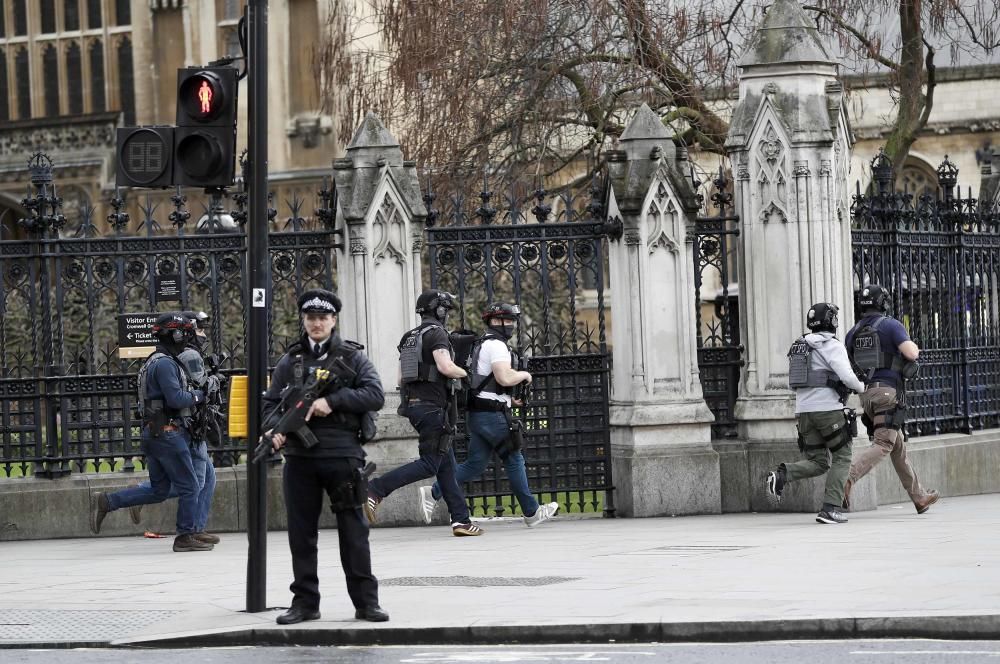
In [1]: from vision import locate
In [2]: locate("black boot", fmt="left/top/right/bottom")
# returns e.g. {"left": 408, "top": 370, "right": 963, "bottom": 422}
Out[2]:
{"left": 765, "top": 465, "right": 787, "bottom": 501}
{"left": 355, "top": 605, "right": 390, "bottom": 622}
{"left": 276, "top": 607, "right": 321, "bottom": 625}
{"left": 90, "top": 492, "right": 110, "bottom": 534}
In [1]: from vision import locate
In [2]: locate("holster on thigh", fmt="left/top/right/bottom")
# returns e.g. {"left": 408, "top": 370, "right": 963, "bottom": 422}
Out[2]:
{"left": 329, "top": 464, "right": 370, "bottom": 513}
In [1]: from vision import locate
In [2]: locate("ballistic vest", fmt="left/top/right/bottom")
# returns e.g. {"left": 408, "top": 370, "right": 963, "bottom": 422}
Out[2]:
{"left": 136, "top": 352, "right": 193, "bottom": 420}
{"left": 849, "top": 316, "right": 910, "bottom": 380}
{"left": 399, "top": 323, "right": 444, "bottom": 384}
{"left": 787, "top": 336, "right": 843, "bottom": 391}
{"left": 466, "top": 332, "right": 514, "bottom": 396}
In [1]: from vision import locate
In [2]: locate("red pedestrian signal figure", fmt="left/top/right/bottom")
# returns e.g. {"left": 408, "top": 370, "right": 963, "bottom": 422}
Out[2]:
{"left": 198, "top": 80, "right": 213, "bottom": 115}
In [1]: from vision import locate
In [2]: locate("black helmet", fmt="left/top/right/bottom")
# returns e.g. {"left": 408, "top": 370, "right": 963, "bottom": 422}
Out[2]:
{"left": 483, "top": 301, "right": 520, "bottom": 340}
{"left": 806, "top": 302, "right": 839, "bottom": 333}
{"left": 297, "top": 289, "right": 341, "bottom": 314}
{"left": 415, "top": 290, "right": 455, "bottom": 321}
{"left": 181, "top": 310, "right": 210, "bottom": 331}
{"left": 152, "top": 312, "right": 195, "bottom": 346}
{"left": 859, "top": 285, "right": 890, "bottom": 313}
{"left": 481, "top": 302, "right": 521, "bottom": 323}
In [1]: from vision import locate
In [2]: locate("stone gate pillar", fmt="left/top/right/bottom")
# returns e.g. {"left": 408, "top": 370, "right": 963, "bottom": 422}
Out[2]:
{"left": 724, "top": 0, "right": 858, "bottom": 511}
{"left": 606, "top": 104, "right": 720, "bottom": 517}
{"left": 332, "top": 113, "right": 431, "bottom": 524}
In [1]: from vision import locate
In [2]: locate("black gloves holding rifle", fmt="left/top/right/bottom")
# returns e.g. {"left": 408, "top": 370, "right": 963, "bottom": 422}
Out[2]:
{"left": 253, "top": 357, "right": 357, "bottom": 463}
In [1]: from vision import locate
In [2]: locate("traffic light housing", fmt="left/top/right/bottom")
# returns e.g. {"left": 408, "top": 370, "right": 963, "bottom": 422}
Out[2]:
{"left": 174, "top": 67, "right": 238, "bottom": 187}
{"left": 116, "top": 126, "right": 174, "bottom": 188}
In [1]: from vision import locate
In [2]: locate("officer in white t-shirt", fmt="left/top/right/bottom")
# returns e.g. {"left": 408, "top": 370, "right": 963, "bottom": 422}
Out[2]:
{"left": 421, "top": 302, "right": 560, "bottom": 527}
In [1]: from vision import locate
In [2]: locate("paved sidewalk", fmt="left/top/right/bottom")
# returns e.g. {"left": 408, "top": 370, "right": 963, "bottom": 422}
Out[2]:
{"left": 2, "top": 494, "right": 1000, "bottom": 648}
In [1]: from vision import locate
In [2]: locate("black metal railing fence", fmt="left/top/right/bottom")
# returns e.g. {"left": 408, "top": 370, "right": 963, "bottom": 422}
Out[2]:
{"left": 851, "top": 151, "right": 1000, "bottom": 436}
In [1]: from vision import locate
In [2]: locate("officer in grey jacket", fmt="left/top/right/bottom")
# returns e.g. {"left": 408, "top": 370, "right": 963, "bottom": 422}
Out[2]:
{"left": 765, "top": 302, "right": 864, "bottom": 524}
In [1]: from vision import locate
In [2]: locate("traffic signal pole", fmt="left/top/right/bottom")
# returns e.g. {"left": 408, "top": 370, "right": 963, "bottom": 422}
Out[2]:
{"left": 246, "top": 0, "right": 269, "bottom": 613}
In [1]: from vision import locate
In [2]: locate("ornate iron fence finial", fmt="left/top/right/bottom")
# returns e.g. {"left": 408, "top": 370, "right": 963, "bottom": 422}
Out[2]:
{"left": 937, "top": 155, "right": 959, "bottom": 201}
{"left": 169, "top": 186, "right": 191, "bottom": 227}
{"left": 107, "top": 187, "right": 130, "bottom": 232}
{"left": 476, "top": 169, "right": 497, "bottom": 225}
{"left": 871, "top": 149, "right": 894, "bottom": 195}
{"left": 422, "top": 170, "right": 439, "bottom": 227}
{"left": 19, "top": 152, "right": 66, "bottom": 235}
{"left": 531, "top": 188, "right": 551, "bottom": 223}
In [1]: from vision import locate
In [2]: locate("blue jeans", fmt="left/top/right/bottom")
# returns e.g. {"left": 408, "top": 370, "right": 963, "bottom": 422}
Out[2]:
{"left": 122, "top": 441, "right": 216, "bottom": 532}
{"left": 368, "top": 403, "right": 471, "bottom": 523}
{"left": 433, "top": 410, "right": 539, "bottom": 516}
{"left": 106, "top": 429, "right": 200, "bottom": 535}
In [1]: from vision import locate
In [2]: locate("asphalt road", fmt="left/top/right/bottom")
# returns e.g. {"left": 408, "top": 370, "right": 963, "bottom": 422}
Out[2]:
{"left": 5, "top": 641, "right": 1000, "bottom": 663}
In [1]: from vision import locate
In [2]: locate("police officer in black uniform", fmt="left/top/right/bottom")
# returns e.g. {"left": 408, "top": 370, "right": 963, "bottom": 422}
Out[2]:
{"left": 365, "top": 290, "right": 483, "bottom": 536}
{"left": 263, "top": 289, "right": 389, "bottom": 625}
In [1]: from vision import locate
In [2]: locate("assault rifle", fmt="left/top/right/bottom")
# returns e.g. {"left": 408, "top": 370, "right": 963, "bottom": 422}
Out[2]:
{"left": 252, "top": 356, "right": 358, "bottom": 463}
{"left": 512, "top": 352, "right": 532, "bottom": 408}
{"left": 190, "top": 351, "right": 229, "bottom": 446}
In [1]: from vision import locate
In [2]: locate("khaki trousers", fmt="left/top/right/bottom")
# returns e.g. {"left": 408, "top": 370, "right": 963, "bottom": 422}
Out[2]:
{"left": 848, "top": 385, "right": 926, "bottom": 503}
{"left": 785, "top": 410, "right": 852, "bottom": 506}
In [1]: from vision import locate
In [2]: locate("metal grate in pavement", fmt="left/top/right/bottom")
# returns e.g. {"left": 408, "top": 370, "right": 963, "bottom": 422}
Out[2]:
{"left": 381, "top": 576, "right": 580, "bottom": 587}
{"left": 0, "top": 609, "right": 181, "bottom": 643}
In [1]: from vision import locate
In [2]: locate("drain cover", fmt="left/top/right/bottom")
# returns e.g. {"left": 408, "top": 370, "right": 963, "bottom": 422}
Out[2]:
{"left": 381, "top": 576, "right": 580, "bottom": 587}
{"left": 0, "top": 609, "right": 180, "bottom": 643}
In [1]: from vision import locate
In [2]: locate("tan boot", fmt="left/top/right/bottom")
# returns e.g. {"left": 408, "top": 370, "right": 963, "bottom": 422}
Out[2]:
{"left": 914, "top": 490, "right": 940, "bottom": 514}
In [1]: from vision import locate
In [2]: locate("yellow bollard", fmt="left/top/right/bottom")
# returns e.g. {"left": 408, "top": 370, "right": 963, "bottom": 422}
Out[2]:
{"left": 228, "top": 375, "right": 249, "bottom": 438}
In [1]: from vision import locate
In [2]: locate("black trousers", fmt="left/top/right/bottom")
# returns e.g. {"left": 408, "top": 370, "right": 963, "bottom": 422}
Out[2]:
{"left": 282, "top": 455, "right": 379, "bottom": 612}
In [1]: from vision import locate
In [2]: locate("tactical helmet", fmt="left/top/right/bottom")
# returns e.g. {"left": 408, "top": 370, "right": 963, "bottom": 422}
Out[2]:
{"left": 152, "top": 312, "right": 195, "bottom": 346}
{"left": 859, "top": 285, "right": 890, "bottom": 313}
{"left": 415, "top": 290, "right": 455, "bottom": 321}
{"left": 806, "top": 302, "right": 839, "bottom": 333}
{"left": 482, "top": 301, "right": 520, "bottom": 340}
{"left": 481, "top": 302, "right": 521, "bottom": 323}
{"left": 181, "top": 310, "right": 210, "bottom": 331}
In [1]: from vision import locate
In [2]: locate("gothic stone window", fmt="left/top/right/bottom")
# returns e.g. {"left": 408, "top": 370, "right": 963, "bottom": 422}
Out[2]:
{"left": 65, "top": 0, "right": 80, "bottom": 31}
{"left": 0, "top": 50, "right": 8, "bottom": 122}
{"left": 66, "top": 41, "right": 83, "bottom": 114}
{"left": 42, "top": 43, "right": 60, "bottom": 116}
{"left": 41, "top": 0, "right": 57, "bottom": 33}
{"left": 12, "top": 0, "right": 25, "bottom": 36}
{"left": 14, "top": 46, "right": 28, "bottom": 119}
{"left": 896, "top": 158, "right": 938, "bottom": 198}
{"left": 0, "top": 1, "right": 131, "bottom": 119}
{"left": 89, "top": 38, "right": 104, "bottom": 111}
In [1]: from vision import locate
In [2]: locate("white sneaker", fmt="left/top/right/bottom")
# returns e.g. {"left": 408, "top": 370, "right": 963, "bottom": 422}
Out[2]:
{"left": 418, "top": 486, "right": 436, "bottom": 525}
{"left": 524, "top": 502, "right": 559, "bottom": 528}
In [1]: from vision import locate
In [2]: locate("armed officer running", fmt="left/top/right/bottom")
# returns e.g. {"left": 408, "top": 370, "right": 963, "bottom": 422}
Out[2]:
{"left": 365, "top": 290, "right": 482, "bottom": 536}
{"left": 89, "top": 313, "right": 209, "bottom": 552}
{"left": 765, "top": 303, "right": 864, "bottom": 524}
{"left": 127, "top": 311, "right": 223, "bottom": 542}
{"left": 263, "top": 288, "right": 389, "bottom": 625}
{"left": 423, "top": 302, "right": 559, "bottom": 527}
{"left": 841, "top": 285, "right": 939, "bottom": 514}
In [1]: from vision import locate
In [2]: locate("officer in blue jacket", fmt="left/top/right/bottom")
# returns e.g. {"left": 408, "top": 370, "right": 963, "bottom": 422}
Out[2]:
{"left": 89, "top": 313, "right": 209, "bottom": 552}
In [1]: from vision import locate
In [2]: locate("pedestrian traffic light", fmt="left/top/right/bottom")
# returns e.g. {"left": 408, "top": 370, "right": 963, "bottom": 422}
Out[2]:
{"left": 116, "top": 126, "right": 174, "bottom": 188}
{"left": 174, "top": 66, "right": 238, "bottom": 188}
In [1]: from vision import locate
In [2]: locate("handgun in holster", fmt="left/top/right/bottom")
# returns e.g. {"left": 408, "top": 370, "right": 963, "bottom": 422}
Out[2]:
{"left": 144, "top": 401, "right": 170, "bottom": 438}
{"left": 844, "top": 408, "right": 858, "bottom": 437}
{"left": 329, "top": 462, "right": 377, "bottom": 512}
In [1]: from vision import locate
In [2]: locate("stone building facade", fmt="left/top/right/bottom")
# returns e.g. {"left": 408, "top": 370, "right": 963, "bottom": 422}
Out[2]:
{"left": 0, "top": 0, "right": 338, "bottom": 235}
